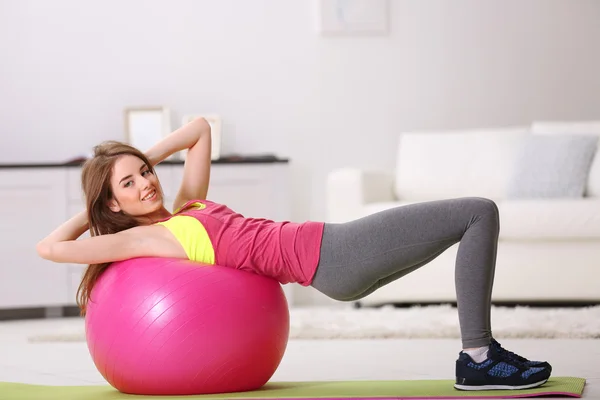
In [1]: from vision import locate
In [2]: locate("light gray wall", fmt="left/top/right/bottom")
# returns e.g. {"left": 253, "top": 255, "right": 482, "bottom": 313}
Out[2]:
{"left": 2, "top": 0, "right": 600, "bottom": 227}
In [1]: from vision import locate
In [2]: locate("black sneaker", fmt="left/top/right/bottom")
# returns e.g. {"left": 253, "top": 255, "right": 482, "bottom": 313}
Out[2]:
{"left": 490, "top": 338, "right": 552, "bottom": 372}
{"left": 455, "top": 343, "right": 551, "bottom": 391}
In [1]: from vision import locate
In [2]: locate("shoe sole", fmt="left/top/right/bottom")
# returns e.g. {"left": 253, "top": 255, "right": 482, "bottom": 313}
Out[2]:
{"left": 454, "top": 378, "right": 548, "bottom": 391}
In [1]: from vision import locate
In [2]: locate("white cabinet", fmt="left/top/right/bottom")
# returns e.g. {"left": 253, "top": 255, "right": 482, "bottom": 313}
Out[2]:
{"left": 0, "top": 161, "right": 293, "bottom": 311}
{"left": 0, "top": 169, "right": 70, "bottom": 308}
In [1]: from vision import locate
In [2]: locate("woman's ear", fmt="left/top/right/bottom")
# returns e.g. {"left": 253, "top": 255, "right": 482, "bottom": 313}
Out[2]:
{"left": 108, "top": 199, "right": 121, "bottom": 213}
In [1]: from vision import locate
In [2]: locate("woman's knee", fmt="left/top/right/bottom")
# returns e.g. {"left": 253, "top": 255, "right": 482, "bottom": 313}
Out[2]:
{"left": 463, "top": 197, "right": 500, "bottom": 230}
{"left": 469, "top": 197, "right": 498, "bottom": 214}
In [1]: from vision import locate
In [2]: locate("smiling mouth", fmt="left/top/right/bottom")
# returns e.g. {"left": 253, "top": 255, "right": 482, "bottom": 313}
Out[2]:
{"left": 142, "top": 189, "right": 157, "bottom": 201}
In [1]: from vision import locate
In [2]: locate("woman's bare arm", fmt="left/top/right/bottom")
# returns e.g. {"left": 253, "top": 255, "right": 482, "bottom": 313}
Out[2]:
{"left": 144, "top": 117, "right": 211, "bottom": 166}
{"left": 37, "top": 210, "right": 89, "bottom": 251}
{"left": 36, "top": 208, "right": 187, "bottom": 264}
{"left": 144, "top": 117, "right": 212, "bottom": 210}
{"left": 36, "top": 225, "right": 185, "bottom": 265}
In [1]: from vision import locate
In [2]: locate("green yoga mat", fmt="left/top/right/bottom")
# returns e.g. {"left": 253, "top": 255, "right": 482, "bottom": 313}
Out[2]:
{"left": 0, "top": 377, "right": 586, "bottom": 399}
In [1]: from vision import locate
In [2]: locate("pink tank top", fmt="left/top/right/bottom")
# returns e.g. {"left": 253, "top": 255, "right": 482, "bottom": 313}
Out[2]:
{"left": 172, "top": 199, "right": 324, "bottom": 286}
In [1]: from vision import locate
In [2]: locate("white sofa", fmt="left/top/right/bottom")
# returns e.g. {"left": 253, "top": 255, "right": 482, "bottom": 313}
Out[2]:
{"left": 326, "top": 121, "right": 600, "bottom": 306}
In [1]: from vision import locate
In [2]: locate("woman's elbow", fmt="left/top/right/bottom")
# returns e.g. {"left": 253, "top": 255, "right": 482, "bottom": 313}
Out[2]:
{"left": 193, "top": 117, "right": 211, "bottom": 135}
{"left": 36, "top": 241, "right": 53, "bottom": 261}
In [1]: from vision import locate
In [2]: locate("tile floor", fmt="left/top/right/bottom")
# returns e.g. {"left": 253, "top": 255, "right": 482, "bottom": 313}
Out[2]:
{"left": 0, "top": 316, "right": 598, "bottom": 399}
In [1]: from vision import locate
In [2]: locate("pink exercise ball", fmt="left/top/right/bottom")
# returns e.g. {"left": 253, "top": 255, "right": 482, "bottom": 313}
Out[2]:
{"left": 84, "top": 257, "right": 290, "bottom": 396}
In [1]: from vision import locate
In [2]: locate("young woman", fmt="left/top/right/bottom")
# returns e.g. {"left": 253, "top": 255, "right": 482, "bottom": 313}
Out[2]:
{"left": 37, "top": 117, "right": 552, "bottom": 392}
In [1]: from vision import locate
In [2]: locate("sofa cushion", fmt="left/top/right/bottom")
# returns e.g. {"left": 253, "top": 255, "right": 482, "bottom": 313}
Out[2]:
{"left": 394, "top": 127, "right": 529, "bottom": 201}
{"left": 507, "top": 134, "right": 598, "bottom": 199}
{"left": 531, "top": 121, "right": 600, "bottom": 197}
{"left": 361, "top": 199, "right": 600, "bottom": 240}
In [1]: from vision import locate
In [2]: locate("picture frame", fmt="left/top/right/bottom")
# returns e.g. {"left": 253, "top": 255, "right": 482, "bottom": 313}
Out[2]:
{"left": 316, "top": 0, "right": 389, "bottom": 36}
{"left": 181, "top": 114, "right": 222, "bottom": 161}
{"left": 124, "top": 106, "right": 172, "bottom": 152}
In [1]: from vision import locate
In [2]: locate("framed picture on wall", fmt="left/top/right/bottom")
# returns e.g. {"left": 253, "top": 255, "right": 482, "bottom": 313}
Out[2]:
{"left": 316, "top": 0, "right": 389, "bottom": 35}
{"left": 124, "top": 106, "right": 172, "bottom": 152}
{"left": 181, "top": 114, "right": 222, "bottom": 161}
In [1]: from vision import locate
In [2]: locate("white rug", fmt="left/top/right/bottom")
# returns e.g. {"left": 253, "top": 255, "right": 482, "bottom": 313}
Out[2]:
{"left": 27, "top": 304, "right": 600, "bottom": 343}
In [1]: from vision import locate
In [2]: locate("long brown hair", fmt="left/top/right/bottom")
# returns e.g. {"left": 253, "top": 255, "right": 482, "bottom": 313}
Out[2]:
{"left": 76, "top": 141, "right": 156, "bottom": 316}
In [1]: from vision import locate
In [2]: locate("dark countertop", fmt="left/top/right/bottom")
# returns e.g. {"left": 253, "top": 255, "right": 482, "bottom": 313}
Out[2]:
{"left": 0, "top": 156, "right": 289, "bottom": 169}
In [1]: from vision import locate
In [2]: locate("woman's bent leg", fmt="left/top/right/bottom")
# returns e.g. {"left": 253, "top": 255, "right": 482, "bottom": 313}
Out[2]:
{"left": 311, "top": 197, "right": 551, "bottom": 390}
{"left": 312, "top": 197, "right": 499, "bottom": 348}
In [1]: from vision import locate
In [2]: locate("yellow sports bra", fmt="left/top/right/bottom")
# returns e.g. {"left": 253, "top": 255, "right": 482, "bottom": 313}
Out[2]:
{"left": 154, "top": 202, "right": 216, "bottom": 264}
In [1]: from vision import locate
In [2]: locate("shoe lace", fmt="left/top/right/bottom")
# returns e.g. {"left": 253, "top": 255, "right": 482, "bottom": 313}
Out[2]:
{"left": 492, "top": 340, "right": 528, "bottom": 364}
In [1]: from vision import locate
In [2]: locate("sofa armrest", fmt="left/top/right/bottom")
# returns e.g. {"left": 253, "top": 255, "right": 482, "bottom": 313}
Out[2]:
{"left": 326, "top": 168, "right": 395, "bottom": 222}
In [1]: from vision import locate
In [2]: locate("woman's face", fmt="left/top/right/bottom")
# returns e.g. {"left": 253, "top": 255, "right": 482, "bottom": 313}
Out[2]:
{"left": 108, "top": 155, "right": 163, "bottom": 216}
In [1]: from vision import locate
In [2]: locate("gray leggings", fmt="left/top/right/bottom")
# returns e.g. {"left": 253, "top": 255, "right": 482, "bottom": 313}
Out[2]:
{"left": 311, "top": 197, "right": 499, "bottom": 348}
